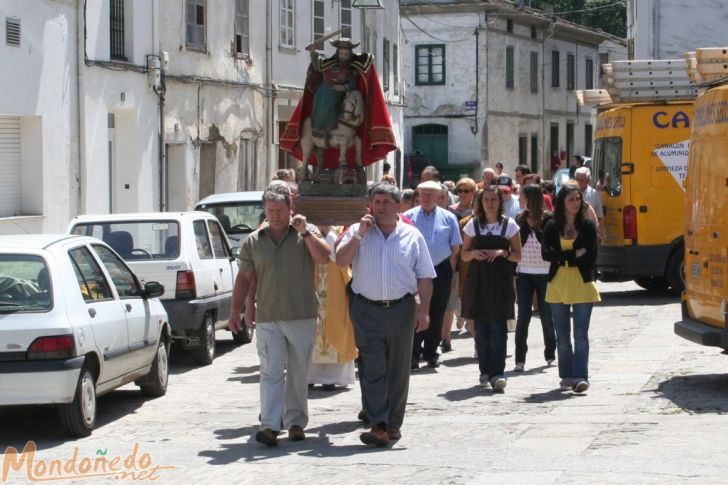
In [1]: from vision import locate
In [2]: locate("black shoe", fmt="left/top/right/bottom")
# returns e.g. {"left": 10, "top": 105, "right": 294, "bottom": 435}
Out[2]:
{"left": 255, "top": 428, "right": 278, "bottom": 446}
{"left": 411, "top": 358, "right": 419, "bottom": 371}
{"left": 440, "top": 340, "right": 452, "bottom": 353}
{"left": 321, "top": 384, "right": 336, "bottom": 392}
{"left": 426, "top": 357, "right": 440, "bottom": 368}
{"left": 357, "top": 409, "right": 370, "bottom": 424}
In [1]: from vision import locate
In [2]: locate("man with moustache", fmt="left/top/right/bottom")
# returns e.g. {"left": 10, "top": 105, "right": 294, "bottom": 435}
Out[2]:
{"left": 228, "top": 186, "right": 330, "bottom": 447}
{"left": 337, "top": 182, "right": 436, "bottom": 447}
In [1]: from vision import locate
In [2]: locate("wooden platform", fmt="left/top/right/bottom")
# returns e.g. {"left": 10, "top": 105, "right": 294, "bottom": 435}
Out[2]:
{"left": 296, "top": 195, "right": 369, "bottom": 225}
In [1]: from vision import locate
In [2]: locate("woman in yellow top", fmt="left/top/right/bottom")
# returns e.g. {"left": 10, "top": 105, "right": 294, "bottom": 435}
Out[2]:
{"left": 542, "top": 183, "right": 600, "bottom": 393}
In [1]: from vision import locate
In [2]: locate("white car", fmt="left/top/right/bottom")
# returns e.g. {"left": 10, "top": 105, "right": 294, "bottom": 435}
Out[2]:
{"left": 67, "top": 212, "right": 244, "bottom": 366}
{"left": 0, "top": 235, "right": 170, "bottom": 437}
{"left": 194, "top": 191, "right": 264, "bottom": 251}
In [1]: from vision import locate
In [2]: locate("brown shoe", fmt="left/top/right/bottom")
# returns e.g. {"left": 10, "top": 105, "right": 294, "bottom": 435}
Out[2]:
{"left": 387, "top": 427, "right": 401, "bottom": 441}
{"left": 288, "top": 425, "right": 305, "bottom": 441}
{"left": 360, "top": 426, "right": 389, "bottom": 447}
{"left": 255, "top": 428, "right": 278, "bottom": 446}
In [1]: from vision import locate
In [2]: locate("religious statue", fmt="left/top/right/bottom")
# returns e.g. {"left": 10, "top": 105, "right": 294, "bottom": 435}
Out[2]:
{"left": 280, "top": 34, "right": 396, "bottom": 184}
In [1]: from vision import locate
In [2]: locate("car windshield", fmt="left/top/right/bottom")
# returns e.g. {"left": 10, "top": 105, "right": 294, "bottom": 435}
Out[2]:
{"left": 0, "top": 254, "right": 52, "bottom": 312}
{"left": 71, "top": 221, "right": 181, "bottom": 260}
{"left": 195, "top": 202, "right": 264, "bottom": 235}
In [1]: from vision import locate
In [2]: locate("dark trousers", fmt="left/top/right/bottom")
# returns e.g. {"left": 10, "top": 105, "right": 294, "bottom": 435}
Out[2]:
{"left": 515, "top": 273, "right": 556, "bottom": 365}
{"left": 474, "top": 320, "right": 507, "bottom": 380}
{"left": 350, "top": 295, "right": 416, "bottom": 429}
{"left": 413, "top": 259, "right": 453, "bottom": 362}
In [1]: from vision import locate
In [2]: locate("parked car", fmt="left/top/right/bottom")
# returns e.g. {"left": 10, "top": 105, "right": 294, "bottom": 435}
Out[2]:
{"left": 194, "top": 191, "right": 264, "bottom": 252}
{"left": 0, "top": 234, "right": 170, "bottom": 437}
{"left": 67, "top": 212, "right": 249, "bottom": 366}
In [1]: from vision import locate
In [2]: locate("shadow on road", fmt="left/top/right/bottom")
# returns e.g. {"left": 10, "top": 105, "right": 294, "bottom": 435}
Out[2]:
{"left": 597, "top": 288, "right": 677, "bottom": 308}
{"left": 438, "top": 385, "right": 494, "bottom": 401}
{"left": 0, "top": 389, "right": 148, "bottom": 451}
{"left": 201, "top": 420, "right": 400, "bottom": 464}
{"left": 169, "top": 339, "right": 243, "bottom": 375}
{"left": 441, "top": 356, "right": 477, "bottom": 368}
{"left": 522, "top": 388, "right": 575, "bottom": 403}
{"left": 657, "top": 373, "right": 728, "bottom": 413}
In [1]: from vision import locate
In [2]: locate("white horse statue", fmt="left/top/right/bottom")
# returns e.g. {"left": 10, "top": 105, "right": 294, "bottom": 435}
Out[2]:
{"left": 300, "top": 89, "right": 364, "bottom": 182}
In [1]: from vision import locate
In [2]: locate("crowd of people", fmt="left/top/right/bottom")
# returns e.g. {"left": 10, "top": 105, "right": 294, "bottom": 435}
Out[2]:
{"left": 229, "top": 158, "right": 604, "bottom": 448}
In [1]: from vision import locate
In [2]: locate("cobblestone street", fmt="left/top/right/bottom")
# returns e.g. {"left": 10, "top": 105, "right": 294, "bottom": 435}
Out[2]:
{"left": 3, "top": 281, "right": 728, "bottom": 484}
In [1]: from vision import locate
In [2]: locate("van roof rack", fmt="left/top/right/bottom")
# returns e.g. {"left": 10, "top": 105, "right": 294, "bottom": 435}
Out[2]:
{"left": 686, "top": 47, "right": 728, "bottom": 84}
{"left": 575, "top": 89, "right": 612, "bottom": 108}
{"left": 603, "top": 59, "right": 699, "bottom": 102}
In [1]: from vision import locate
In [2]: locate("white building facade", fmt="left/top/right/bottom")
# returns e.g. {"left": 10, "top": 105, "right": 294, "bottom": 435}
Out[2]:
{"left": 401, "top": 0, "right": 621, "bottom": 181}
{"left": 628, "top": 0, "right": 728, "bottom": 60}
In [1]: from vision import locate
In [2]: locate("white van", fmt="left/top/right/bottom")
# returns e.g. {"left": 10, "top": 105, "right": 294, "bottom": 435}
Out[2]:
{"left": 195, "top": 191, "right": 264, "bottom": 251}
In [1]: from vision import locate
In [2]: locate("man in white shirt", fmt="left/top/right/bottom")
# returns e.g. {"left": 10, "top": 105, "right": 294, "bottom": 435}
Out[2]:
{"left": 575, "top": 167, "right": 603, "bottom": 224}
{"left": 496, "top": 175, "right": 521, "bottom": 220}
{"left": 337, "top": 182, "right": 436, "bottom": 447}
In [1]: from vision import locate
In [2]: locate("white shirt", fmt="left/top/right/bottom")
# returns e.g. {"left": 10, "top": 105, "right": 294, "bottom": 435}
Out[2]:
{"left": 582, "top": 186, "right": 603, "bottom": 219}
{"left": 463, "top": 217, "right": 520, "bottom": 240}
{"left": 339, "top": 221, "right": 437, "bottom": 301}
{"left": 518, "top": 232, "right": 550, "bottom": 274}
{"left": 502, "top": 194, "right": 522, "bottom": 220}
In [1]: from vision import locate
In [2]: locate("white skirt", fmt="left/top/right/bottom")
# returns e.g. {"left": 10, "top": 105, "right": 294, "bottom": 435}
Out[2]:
{"left": 308, "top": 361, "right": 356, "bottom": 386}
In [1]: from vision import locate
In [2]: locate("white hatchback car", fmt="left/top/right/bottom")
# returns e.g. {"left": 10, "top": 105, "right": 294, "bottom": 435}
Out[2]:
{"left": 194, "top": 191, "right": 264, "bottom": 252}
{"left": 0, "top": 235, "right": 170, "bottom": 437}
{"left": 68, "top": 212, "right": 243, "bottom": 366}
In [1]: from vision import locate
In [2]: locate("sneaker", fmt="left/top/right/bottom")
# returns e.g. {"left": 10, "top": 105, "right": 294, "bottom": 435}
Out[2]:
{"left": 255, "top": 428, "right": 278, "bottom": 447}
{"left": 546, "top": 358, "right": 555, "bottom": 366}
{"left": 492, "top": 377, "right": 507, "bottom": 391}
{"left": 479, "top": 374, "right": 490, "bottom": 387}
{"left": 514, "top": 362, "right": 525, "bottom": 372}
{"left": 573, "top": 380, "right": 589, "bottom": 393}
{"left": 559, "top": 378, "right": 573, "bottom": 391}
{"left": 440, "top": 340, "right": 452, "bottom": 353}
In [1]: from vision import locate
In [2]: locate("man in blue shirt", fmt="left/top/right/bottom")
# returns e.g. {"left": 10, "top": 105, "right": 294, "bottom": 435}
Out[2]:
{"left": 405, "top": 180, "right": 463, "bottom": 369}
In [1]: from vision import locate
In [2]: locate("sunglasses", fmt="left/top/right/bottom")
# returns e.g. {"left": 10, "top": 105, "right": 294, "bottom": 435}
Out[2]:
{"left": 455, "top": 188, "right": 472, "bottom": 194}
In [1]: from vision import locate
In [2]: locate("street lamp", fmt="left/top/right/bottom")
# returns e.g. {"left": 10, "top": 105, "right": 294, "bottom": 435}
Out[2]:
{"left": 352, "top": 0, "right": 384, "bottom": 9}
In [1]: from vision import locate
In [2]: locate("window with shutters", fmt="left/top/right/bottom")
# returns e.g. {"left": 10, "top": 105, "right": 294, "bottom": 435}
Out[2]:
{"left": 312, "top": 0, "right": 325, "bottom": 45}
{"left": 6, "top": 17, "right": 20, "bottom": 46}
{"left": 585, "top": 58, "right": 594, "bottom": 89}
{"left": 383, "top": 38, "right": 390, "bottom": 92}
{"left": 234, "top": 0, "right": 249, "bottom": 56}
{"left": 567, "top": 53, "right": 575, "bottom": 89}
{"left": 551, "top": 50, "right": 560, "bottom": 87}
{"left": 415, "top": 45, "right": 446, "bottom": 86}
{"left": 110, "top": 0, "right": 125, "bottom": 60}
{"left": 186, "top": 0, "right": 206, "bottom": 52}
{"left": 280, "top": 0, "right": 295, "bottom": 48}
{"left": 340, "top": 0, "right": 352, "bottom": 37}
{"left": 530, "top": 51, "right": 538, "bottom": 94}
{"left": 393, "top": 43, "right": 399, "bottom": 95}
{"left": 506, "top": 46, "right": 514, "bottom": 89}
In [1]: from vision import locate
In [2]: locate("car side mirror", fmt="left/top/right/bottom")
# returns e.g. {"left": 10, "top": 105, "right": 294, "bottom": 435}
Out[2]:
{"left": 143, "top": 281, "right": 165, "bottom": 299}
{"left": 230, "top": 247, "right": 240, "bottom": 258}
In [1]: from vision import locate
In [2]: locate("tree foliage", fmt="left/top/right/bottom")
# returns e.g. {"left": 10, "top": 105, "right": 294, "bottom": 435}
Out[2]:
{"left": 528, "top": 0, "right": 626, "bottom": 38}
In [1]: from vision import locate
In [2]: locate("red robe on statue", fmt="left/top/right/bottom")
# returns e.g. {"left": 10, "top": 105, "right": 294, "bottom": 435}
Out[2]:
{"left": 280, "top": 62, "right": 397, "bottom": 169}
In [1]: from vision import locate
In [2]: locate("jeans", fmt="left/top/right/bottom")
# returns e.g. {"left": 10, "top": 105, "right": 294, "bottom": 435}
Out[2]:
{"left": 515, "top": 273, "right": 556, "bottom": 365}
{"left": 549, "top": 303, "right": 593, "bottom": 380}
{"left": 474, "top": 320, "right": 507, "bottom": 381}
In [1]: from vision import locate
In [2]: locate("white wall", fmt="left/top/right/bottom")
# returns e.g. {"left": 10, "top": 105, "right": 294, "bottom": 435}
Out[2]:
{"left": 629, "top": 0, "right": 728, "bottom": 60}
{"left": 0, "top": 0, "right": 76, "bottom": 234}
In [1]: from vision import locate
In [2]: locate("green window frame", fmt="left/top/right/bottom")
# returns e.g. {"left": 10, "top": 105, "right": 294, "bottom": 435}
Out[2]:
{"left": 415, "top": 44, "right": 446, "bottom": 86}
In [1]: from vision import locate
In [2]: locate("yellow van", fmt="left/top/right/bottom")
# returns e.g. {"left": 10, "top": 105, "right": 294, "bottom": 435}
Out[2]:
{"left": 674, "top": 53, "right": 728, "bottom": 348}
{"left": 592, "top": 101, "right": 693, "bottom": 292}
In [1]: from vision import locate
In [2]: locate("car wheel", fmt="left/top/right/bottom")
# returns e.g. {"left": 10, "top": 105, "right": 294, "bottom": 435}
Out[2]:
{"left": 140, "top": 338, "right": 169, "bottom": 397}
{"left": 231, "top": 314, "right": 254, "bottom": 345}
{"left": 58, "top": 363, "right": 96, "bottom": 437}
{"left": 634, "top": 277, "right": 669, "bottom": 292}
{"left": 193, "top": 313, "right": 215, "bottom": 366}
{"left": 666, "top": 249, "right": 685, "bottom": 295}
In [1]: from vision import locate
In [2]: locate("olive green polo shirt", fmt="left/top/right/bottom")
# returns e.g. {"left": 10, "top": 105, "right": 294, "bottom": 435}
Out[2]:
{"left": 238, "top": 223, "right": 320, "bottom": 322}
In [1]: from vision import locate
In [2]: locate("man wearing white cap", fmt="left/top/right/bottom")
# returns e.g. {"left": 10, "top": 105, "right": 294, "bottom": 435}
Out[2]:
{"left": 405, "top": 180, "right": 463, "bottom": 369}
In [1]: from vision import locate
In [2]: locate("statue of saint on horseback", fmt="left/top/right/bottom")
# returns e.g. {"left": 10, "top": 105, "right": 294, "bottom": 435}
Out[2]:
{"left": 279, "top": 32, "right": 396, "bottom": 185}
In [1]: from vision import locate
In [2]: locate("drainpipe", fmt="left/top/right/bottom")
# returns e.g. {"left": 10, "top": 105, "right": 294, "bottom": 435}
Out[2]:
{"left": 471, "top": 27, "right": 479, "bottom": 136}
{"left": 77, "top": 1, "right": 88, "bottom": 215}
{"left": 265, "top": 0, "right": 273, "bottom": 185}
{"left": 154, "top": 0, "right": 166, "bottom": 211}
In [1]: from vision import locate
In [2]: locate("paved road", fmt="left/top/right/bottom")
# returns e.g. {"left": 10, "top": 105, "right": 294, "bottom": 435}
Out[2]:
{"left": 2, "top": 281, "right": 728, "bottom": 484}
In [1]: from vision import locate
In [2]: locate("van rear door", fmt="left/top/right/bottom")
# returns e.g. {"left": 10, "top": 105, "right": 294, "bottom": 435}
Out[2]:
{"left": 594, "top": 106, "right": 631, "bottom": 245}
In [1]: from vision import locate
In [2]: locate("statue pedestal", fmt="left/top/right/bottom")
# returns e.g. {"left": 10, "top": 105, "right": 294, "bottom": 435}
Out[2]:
{"left": 297, "top": 182, "right": 368, "bottom": 225}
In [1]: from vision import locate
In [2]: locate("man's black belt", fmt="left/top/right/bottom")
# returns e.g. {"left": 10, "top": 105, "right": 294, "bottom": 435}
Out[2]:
{"left": 355, "top": 293, "right": 412, "bottom": 308}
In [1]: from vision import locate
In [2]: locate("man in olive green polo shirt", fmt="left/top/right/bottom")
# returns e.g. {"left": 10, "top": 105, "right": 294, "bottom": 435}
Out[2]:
{"left": 228, "top": 186, "right": 330, "bottom": 447}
